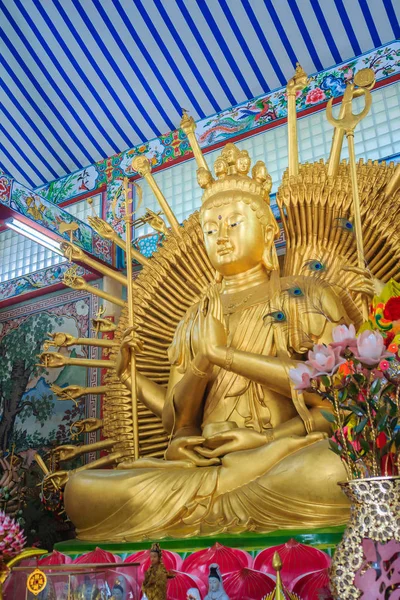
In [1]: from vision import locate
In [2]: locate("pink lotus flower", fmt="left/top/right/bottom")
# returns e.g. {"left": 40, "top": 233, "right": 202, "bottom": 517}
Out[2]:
{"left": 289, "top": 363, "right": 316, "bottom": 390}
{"left": 306, "top": 344, "right": 345, "bottom": 376}
{"left": 331, "top": 324, "right": 357, "bottom": 354}
{"left": 0, "top": 511, "right": 26, "bottom": 563}
{"left": 354, "top": 330, "right": 394, "bottom": 366}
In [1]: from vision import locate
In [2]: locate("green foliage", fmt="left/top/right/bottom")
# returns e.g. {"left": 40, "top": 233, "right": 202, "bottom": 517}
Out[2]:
{"left": 0, "top": 312, "right": 62, "bottom": 449}
{"left": 0, "top": 313, "right": 62, "bottom": 393}
{"left": 12, "top": 428, "right": 57, "bottom": 452}
{"left": 18, "top": 394, "right": 55, "bottom": 425}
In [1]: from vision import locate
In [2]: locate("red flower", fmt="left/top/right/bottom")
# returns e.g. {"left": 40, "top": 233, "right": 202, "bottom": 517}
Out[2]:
{"left": 305, "top": 87, "right": 326, "bottom": 105}
{"left": 376, "top": 431, "right": 387, "bottom": 449}
{"left": 383, "top": 297, "right": 400, "bottom": 322}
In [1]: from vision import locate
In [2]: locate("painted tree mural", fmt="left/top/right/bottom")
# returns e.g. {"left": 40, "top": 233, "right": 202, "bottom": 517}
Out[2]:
{"left": 0, "top": 312, "right": 62, "bottom": 451}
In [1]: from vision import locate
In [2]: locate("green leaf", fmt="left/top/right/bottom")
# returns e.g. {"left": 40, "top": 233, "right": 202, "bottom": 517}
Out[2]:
{"left": 328, "top": 440, "right": 341, "bottom": 455}
{"left": 353, "top": 373, "right": 366, "bottom": 385}
{"left": 320, "top": 409, "right": 337, "bottom": 424}
{"left": 360, "top": 438, "right": 371, "bottom": 454}
{"left": 354, "top": 417, "right": 368, "bottom": 434}
{"left": 347, "top": 404, "right": 367, "bottom": 417}
{"left": 320, "top": 375, "right": 331, "bottom": 388}
{"left": 339, "top": 388, "right": 348, "bottom": 402}
{"left": 370, "top": 378, "right": 382, "bottom": 395}
{"left": 347, "top": 382, "right": 359, "bottom": 397}
{"left": 377, "top": 414, "right": 388, "bottom": 432}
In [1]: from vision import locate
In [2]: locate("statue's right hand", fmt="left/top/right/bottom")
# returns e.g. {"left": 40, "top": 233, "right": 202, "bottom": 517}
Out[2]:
{"left": 116, "top": 327, "right": 144, "bottom": 379}
{"left": 52, "top": 445, "right": 78, "bottom": 461}
{"left": 51, "top": 384, "right": 83, "bottom": 400}
{"left": 44, "top": 470, "right": 70, "bottom": 489}
{"left": 165, "top": 436, "right": 221, "bottom": 467}
{"left": 38, "top": 352, "right": 66, "bottom": 368}
{"left": 87, "top": 216, "right": 115, "bottom": 239}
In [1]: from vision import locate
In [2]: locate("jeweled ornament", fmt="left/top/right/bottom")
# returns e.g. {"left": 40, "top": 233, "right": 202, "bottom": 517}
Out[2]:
{"left": 26, "top": 568, "right": 47, "bottom": 596}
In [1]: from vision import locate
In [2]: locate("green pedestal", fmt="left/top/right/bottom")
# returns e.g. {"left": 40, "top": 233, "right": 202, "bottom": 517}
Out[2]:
{"left": 55, "top": 525, "right": 345, "bottom": 558}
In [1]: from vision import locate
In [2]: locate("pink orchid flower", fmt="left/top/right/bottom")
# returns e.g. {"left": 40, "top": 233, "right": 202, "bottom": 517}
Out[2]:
{"left": 306, "top": 344, "right": 346, "bottom": 376}
{"left": 354, "top": 330, "right": 394, "bottom": 366}
{"left": 289, "top": 363, "right": 316, "bottom": 390}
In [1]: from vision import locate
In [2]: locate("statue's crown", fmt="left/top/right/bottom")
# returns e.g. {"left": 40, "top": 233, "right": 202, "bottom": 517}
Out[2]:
{"left": 197, "top": 143, "right": 272, "bottom": 205}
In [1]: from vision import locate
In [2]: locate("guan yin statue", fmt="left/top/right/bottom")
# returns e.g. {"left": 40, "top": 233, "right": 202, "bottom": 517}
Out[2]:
{"left": 38, "top": 66, "right": 400, "bottom": 542}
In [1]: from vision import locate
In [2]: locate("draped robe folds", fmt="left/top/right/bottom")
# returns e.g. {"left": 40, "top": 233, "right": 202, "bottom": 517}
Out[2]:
{"left": 168, "top": 288, "right": 294, "bottom": 432}
{"left": 64, "top": 276, "right": 350, "bottom": 542}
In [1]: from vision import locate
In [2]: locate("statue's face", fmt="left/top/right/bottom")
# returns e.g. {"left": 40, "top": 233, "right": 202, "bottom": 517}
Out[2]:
{"left": 202, "top": 200, "right": 266, "bottom": 276}
{"left": 209, "top": 577, "right": 220, "bottom": 592}
{"left": 214, "top": 159, "right": 227, "bottom": 177}
{"left": 237, "top": 156, "right": 250, "bottom": 173}
{"left": 150, "top": 551, "right": 160, "bottom": 566}
{"left": 222, "top": 144, "right": 238, "bottom": 164}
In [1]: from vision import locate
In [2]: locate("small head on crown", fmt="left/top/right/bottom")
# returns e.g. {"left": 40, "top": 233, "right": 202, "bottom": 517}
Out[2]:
{"left": 197, "top": 142, "right": 272, "bottom": 208}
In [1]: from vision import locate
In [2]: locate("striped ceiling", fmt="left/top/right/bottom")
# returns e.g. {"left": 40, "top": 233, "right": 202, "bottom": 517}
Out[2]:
{"left": 0, "top": 0, "right": 399, "bottom": 190}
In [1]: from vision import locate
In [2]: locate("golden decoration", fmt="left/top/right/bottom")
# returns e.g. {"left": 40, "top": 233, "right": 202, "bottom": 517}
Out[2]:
{"left": 286, "top": 63, "right": 308, "bottom": 177}
{"left": 37, "top": 64, "right": 400, "bottom": 542}
{"left": 326, "top": 68, "right": 373, "bottom": 320}
{"left": 59, "top": 220, "right": 79, "bottom": 243}
{"left": 0, "top": 549, "right": 47, "bottom": 600}
{"left": 262, "top": 552, "right": 302, "bottom": 600}
{"left": 27, "top": 568, "right": 47, "bottom": 596}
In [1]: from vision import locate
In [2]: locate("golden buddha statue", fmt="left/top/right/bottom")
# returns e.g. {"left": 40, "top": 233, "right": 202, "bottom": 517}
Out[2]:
{"left": 59, "top": 143, "right": 363, "bottom": 540}
{"left": 39, "top": 67, "right": 400, "bottom": 542}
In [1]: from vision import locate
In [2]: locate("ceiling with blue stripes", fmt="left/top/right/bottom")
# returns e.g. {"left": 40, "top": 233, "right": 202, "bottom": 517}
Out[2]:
{"left": 0, "top": 0, "right": 399, "bottom": 190}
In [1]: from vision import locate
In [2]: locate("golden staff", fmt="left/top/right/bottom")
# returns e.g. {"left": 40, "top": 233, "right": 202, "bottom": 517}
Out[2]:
{"left": 123, "top": 177, "right": 140, "bottom": 460}
{"left": 286, "top": 63, "right": 307, "bottom": 177}
{"left": 327, "top": 69, "right": 375, "bottom": 177}
{"left": 326, "top": 68, "right": 374, "bottom": 321}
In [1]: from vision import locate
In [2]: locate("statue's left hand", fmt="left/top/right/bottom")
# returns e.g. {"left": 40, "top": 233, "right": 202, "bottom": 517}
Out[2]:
{"left": 165, "top": 436, "right": 221, "bottom": 467}
{"left": 196, "top": 428, "right": 268, "bottom": 458}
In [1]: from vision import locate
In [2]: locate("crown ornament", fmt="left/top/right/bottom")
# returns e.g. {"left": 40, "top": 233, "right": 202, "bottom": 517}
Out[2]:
{"left": 198, "top": 143, "right": 272, "bottom": 206}
{"left": 150, "top": 542, "right": 162, "bottom": 555}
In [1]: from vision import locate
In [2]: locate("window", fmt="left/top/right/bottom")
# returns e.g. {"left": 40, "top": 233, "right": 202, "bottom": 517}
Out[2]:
{"left": 0, "top": 194, "right": 102, "bottom": 283}
{"left": 0, "top": 229, "right": 64, "bottom": 283}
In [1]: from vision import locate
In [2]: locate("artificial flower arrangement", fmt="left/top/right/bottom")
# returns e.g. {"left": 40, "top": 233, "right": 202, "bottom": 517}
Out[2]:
{"left": 0, "top": 511, "right": 26, "bottom": 567}
{"left": 289, "top": 280, "right": 400, "bottom": 480}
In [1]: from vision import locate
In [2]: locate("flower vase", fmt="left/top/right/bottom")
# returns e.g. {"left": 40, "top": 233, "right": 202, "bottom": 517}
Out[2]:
{"left": 330, "top": 476, "right": 400, "bottom": 599}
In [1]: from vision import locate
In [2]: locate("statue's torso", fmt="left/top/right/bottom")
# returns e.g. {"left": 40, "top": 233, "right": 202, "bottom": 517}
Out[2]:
{"left": 170, "top": 278, "right": 306, "bottom": 433}
{"left": 169, "top": 274, "right": 346, "bottom": 434}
